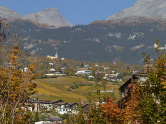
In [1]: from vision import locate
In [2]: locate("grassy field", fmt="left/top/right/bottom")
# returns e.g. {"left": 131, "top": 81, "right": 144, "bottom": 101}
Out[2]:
{"left": 34, "top": 76, "right": 121, "bottom": 103}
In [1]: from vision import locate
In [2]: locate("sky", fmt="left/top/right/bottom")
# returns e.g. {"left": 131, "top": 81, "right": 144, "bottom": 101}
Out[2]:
{"left": 0, "top": 0, "right": 138, "bottom": 25}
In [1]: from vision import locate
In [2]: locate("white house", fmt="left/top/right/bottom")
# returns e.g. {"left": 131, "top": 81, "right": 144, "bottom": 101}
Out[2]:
{"left": 56, "top": 103, "right": 71, "bottom": 114}
{"left": 24, "top": 67, "right": 28, "bottom": 72}
{"left": 75, "top": 70, "right": 91, "bottom": 75}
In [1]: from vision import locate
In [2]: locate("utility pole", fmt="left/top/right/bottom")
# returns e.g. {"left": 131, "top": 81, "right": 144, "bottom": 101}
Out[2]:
{"left": 131, "top": 76, "right": 133, "bottom": 124}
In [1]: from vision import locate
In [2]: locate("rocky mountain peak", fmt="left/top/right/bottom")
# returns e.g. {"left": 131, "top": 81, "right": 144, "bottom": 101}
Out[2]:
{"left": 0, "top": 5, "right": 22, "bottom": 19}
{"left": 107, "top": 0, "right": 166, "bottom": 20}
{"left": 42, "top": 7, "right": 59, "bottom": 12}
{"left": 23, "top": 7, "right": 73, "bottom": 28}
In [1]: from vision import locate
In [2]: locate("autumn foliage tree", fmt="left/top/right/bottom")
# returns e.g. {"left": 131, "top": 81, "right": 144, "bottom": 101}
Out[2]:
{"left": 135, "top": 40, "right": 166, "bottom": 123}
{"left": 101, "top": 40, "right": 166, "bottom": 123}
{"left": 101, "top": 98, "right": 126, "bottom": 124}
{"left": 0, "top": 20, "right": 36, "bottom": 123}
{"left": 123, "top": 40, "right": 166, "bottom": 123}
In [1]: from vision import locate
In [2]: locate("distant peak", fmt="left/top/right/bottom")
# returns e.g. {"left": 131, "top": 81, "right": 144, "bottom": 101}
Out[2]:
{"left": 0, "top": 5, "right": 22, "bottom": 19}
{"left": 107, "top": 0, "right": 166, "bottom": 20}
{"left": 134, "top": 0, "right": 164, "bottom": 5}
{"left": 23, "top": 7, "right": 73, "bottom": 28}
{"left": 42, "top": 7, "right": 59, "bottom": 13}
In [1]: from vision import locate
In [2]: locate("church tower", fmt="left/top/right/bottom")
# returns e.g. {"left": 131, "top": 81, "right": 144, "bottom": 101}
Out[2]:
{"left": 55, "top": 52, "right": 58, "bottom": 59}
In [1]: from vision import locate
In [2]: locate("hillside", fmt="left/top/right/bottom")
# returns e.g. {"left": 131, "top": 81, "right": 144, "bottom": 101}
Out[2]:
{"left": 5, "top": 18, "right": 166, "bottom": 64}
{"left": 34, "top": 77, "right": 120, "bottom": 103}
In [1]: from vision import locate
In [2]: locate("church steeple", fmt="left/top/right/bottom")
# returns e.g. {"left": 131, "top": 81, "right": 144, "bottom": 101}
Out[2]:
{"left": 55, "top": 52, "right": 58, "bottom": 59}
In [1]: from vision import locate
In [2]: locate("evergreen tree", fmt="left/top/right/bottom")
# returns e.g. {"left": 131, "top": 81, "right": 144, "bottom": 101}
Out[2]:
{"left": 34, "top": 112, "right": 39, "bottom": 122}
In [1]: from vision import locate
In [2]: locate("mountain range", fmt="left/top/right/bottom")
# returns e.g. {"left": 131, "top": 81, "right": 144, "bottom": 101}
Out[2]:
{"left": 1, "top": 0, "right": 166, "bottom": 64}
{"left": 0, "top": 5, "right": 73, "bottom": 28}
{"left": 107, "top": 0, "right": 166, "bottom": 20}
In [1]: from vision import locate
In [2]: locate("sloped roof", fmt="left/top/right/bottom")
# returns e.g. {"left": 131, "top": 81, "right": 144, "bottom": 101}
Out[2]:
{"left": 52, "top": 99, "right": 64, "bottom": 104}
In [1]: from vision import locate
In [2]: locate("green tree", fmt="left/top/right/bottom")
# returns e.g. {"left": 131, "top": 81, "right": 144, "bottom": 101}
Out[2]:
{"left": 34, "top": 112, "right": 39, "bottom": 122}
{"left": 135, "top": 40, "right": 166, "bottom": 123}
{"left": 80, "top": 62, "right": 84, "bottom": 67}
{"left": 91, "top": 64, "right": 95, "bottom": 77}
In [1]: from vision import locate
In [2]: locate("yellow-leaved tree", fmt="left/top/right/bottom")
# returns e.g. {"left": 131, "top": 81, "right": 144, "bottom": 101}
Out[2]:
{"left": 0, "top": 20, "right": 37, "bottom": 123}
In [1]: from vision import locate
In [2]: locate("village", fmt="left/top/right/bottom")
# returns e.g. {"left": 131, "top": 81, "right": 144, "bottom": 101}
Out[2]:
{"left": 21, "top": 52, "right": 150, "bottom": 124}
{"left": 1, "top": 0, "right": 166, "bottom": 123}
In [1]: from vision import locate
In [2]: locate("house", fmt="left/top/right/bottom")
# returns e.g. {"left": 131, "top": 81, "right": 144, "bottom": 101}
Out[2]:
{"left": 49, "top": 63, "right": 54, "bottom": 66}
{"left": 75, "top": 69, "right": 91, "bottom": 75}
{"left": 81, "top": 104, "right": 89, "bottom": 113}
{"left": 49, "top": 68, "right": 56, "bottom": 73}
{"left": 24, "top": 67, "right": 28, "bottom": 72}
{"left": 39, "top": 101, "right": 53, "bottom": 111}
{"left": 55, "top": 102, "right": 79, "bottom": 115}
{"left": 56, "top": 103, "right": 71, "bottom": 114}
{"left": 35, "top": 121, "right": 52, "bottom": 124}
{"left": 70, "top": 103, "right": 79, "bottom": 114}
{"left": 31, "top": 100, "right": 53, "bottom": 112}
{"left": 120, "top": 73, "right": 148, "bottom": 98}
{"left": 84, "top": 65, "right": 90, "bottom": 68}
{"left": 45, "top": 68, "right": 67, "bottom": 77}
{"left": 46, "top": 117, "right": 63, "bottom": 124}
{"left": 18, "top": 66, "right": 30, "bottom": 72}
{"left": 31, "top": 99, "right": 65, "bottom": 112}
{"left": 88, "top": 75, "right": 94, "bottom": 80}
{"left": 52, "top": 99, "right": 64, "bottom": 109}
{"left": 118, "top": 73, "right": 148, "bottom": 108}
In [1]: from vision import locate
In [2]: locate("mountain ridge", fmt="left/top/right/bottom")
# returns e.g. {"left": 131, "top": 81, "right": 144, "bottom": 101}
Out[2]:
{"left": 0, "top": 5, "right": 73, "bottom": 28}
{"left": 0, "top": 5, "right": 22, "bottom": 19}
{"left": 6, "top": 18, "right": 166, "bottom": 64}
{"left": 107, "top": 0, "right": 166, "bottom": 21}
{"left": 23, "top": 7, "right": 73, "bottom": 28}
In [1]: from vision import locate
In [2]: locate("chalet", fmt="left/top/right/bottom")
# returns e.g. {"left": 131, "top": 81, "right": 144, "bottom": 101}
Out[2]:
{"left": 31, "top": 100, "right": 53, "bottom": 112}
{"left": 81, "top": 104, "right": 89, "bottom": 114}
{"left": 56, "top": 103, "right": 71, "bottom": 114}
{"left": 31, "top": 99, "right": 64, "bottom": 112}
{"left": 119, "top": 73, "right": 148, "bottom": 108}
{"left": 52, "top": 99, "right": 64, "bottom": 109}
{"left": 39, "top": 101, "right": 53, "bottom": 111}
{"left": 120, "top": 73, "right": 148, "bottom": 98}
{"left": 70, "top": 103, "right": 79, "bottom": 114}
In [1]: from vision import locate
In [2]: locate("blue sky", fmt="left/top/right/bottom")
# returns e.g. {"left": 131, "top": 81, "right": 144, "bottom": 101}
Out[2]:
{"left": 1, "top": 0, "right": 138, "bottom": 25}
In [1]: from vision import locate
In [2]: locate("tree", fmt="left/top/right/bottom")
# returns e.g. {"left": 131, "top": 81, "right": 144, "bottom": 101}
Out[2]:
{"left": 91, "top": 64, "right": 95, "bottom": 77}
{"left": 0, "top": 20, "right": 37, "bottom": 123}
{"left": 80, "top": 62, "right": 84, "bottom": 68}
{"left": 130, "top": 40, "right": 166, "bottom": 123}
{"left": 101, "top": 98, "right": 126, "bottom": 124}
{"left": 55, "top": 65, "right": 61, "bottom": 72}
{"left": 86, "top": 92, "right": 105, "bottom": 124}
{"left": 34, "top": 112, "right": 39, "bottom": 122}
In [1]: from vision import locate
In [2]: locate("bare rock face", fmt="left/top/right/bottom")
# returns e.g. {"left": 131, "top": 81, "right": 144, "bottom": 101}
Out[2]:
{"left": 0, "top": 5, "right": 22, "bottom": 19}
{"left": 23, "top": 7, "right": 73, "bottom": 28}
{"left": 107, "top": 0, "right": 166, "bottom": 20}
